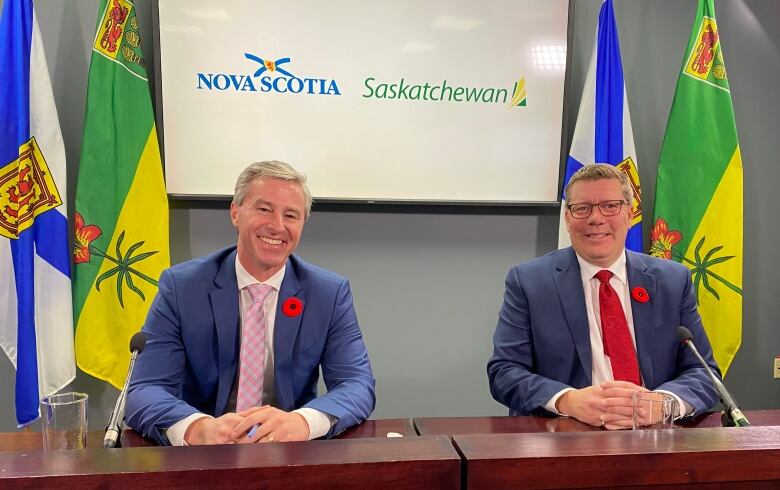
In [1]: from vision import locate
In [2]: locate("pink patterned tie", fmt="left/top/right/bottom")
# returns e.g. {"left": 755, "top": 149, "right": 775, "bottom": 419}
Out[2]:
{"left": 236, "top": 283, "right": 274, "bottom": 412}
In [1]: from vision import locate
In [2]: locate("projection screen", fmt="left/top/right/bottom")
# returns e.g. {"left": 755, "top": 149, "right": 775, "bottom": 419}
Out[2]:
{"left": 156, "top": 0, "right": 570, "bottom": 204}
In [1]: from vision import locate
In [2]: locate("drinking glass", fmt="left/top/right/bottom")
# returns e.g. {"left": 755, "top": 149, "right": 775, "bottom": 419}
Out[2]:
{"left": 632, "top": 391, "right": 676, "bottom": 430}
{"left": 41, "top": 392, "right": 88, "bottom": 450}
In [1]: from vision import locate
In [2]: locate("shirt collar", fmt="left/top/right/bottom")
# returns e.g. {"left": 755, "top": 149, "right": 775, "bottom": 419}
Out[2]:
{"left": 235, "top": 255, "right": 286, "bottom": 292}
{"left": 575, "top": 250, "right": 628, "bottom": 286}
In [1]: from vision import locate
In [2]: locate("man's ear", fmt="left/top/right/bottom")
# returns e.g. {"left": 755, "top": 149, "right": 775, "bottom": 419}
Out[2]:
{"left": 229, "top": 202, "right": 238, "bottom": 226}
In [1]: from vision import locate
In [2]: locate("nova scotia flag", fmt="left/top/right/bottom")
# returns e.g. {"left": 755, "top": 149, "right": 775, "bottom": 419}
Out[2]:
{"left": 0, "top": 0, "right": 75, "bottom": 427}
{"left": 559, "top": 0, "right": 642, "bottom": 251}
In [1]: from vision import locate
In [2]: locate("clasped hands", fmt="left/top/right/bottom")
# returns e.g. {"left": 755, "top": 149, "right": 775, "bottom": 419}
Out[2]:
{"left": 184, "top": 406, "right": 310, "bottom": 445}
{"left": 555, "top": 381, "right": 648, "bottom": 430}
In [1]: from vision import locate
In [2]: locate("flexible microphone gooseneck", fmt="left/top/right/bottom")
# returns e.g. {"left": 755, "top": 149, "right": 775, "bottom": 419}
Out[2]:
{"left": 677, "top": 326, "right": 750, "bottom": 427}
{"left": 103, "top": 331, "right": 147, "bottom": 448}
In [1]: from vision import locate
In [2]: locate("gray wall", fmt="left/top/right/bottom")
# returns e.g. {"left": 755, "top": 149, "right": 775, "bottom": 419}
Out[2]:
{"left": 2, "top": 0, "right": 778, "bottom": 432}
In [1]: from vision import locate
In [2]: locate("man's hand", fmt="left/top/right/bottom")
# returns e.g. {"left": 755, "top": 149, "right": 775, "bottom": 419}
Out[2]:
{"left": 556, "top": 381, "right": 647, "bottom": 430}
{"left": 230, "top": 406, "right": 311, "bottom": 443}
{"left": 599, "top": 381, "right": 647, "bottom": 430}
{"left": 184, "top": 413, "right": 248, "bottom": 445}
{"left": 556, "top": 385, "right": 608, "bottom": 427}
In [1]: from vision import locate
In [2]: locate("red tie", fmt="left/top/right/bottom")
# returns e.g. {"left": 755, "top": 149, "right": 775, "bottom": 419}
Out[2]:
{"left": 595, "top": 270, "right": 641, "bottom": 385}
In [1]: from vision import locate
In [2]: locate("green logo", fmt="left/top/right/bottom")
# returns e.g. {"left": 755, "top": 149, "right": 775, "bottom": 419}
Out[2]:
{"left": 363, "top": 76, "right": 526, "bottom": 107}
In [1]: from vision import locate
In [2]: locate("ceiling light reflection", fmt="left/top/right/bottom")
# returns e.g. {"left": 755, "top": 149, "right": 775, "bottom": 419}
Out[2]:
{"left": 531, "top": 44, "right": 566, "bottom": 71}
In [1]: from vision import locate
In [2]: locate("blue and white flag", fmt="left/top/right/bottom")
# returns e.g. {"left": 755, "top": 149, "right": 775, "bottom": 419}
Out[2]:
{"left": 0, "top": 0, "right": 75, "bottom": 427}
{"left": 559, "top": 0, "right": 642, "bottom": 251}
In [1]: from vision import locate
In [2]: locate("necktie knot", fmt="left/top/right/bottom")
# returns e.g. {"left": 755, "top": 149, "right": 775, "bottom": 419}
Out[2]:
{"left": 246, "top": 283, "right": 273, "bottom": 304}
{"left": 595, "top": 270, "right": 613, "bottom": 284}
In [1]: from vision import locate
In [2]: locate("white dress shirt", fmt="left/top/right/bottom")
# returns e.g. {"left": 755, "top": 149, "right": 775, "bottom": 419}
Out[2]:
{"left": 165, "top": 257, "right": 334, "bottom": 445}
{"left": 545, "top": 251, "right": 690, "bottom": 418}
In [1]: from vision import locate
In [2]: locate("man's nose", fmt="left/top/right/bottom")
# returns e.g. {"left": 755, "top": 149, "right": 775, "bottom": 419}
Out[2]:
{"left": 268, "top": 212, "right": 284, "bottom": 229}
{"left": 587, "top": 206, "right": 607, "bottom": 224}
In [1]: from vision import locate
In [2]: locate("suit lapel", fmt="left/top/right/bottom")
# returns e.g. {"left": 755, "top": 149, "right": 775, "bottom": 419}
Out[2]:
{"left": 273, "top": 257, "right": 304, "bottom": 410}
{"left": 211, "top": 249, "right": 240, "bottom": 416}
{"left": 553, "top": 248, "right": 593, "bottom": 384}
{"left": 626, "top": 251, "right": 657, "bottom": 388}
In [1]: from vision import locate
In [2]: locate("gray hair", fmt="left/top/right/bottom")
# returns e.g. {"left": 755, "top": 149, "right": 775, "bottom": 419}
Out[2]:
{"left": 233, "top": 161, "right": 313, "bottom": 219}
{"left": 564, "top": 163, "right": 633, "bottom": 205}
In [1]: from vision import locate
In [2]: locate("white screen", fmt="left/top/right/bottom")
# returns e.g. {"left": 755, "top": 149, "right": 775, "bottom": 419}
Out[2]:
{"left": 158, "top": 0, "right": 569, "bottom": 203}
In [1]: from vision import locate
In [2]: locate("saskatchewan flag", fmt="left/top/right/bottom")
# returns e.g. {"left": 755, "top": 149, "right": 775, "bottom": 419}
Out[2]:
{"left": 652, "top": 0, "right": 742, "bottom": 374}
{"left": 73, "top": 0, "right": 169, "bottom": 388}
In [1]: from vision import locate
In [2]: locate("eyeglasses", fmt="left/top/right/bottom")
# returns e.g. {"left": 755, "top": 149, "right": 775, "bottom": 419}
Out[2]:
{"left": 567, "top": 200, "right": 627, "bottom": 219}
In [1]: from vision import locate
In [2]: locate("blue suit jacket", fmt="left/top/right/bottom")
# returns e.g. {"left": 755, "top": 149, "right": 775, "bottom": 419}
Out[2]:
{"left": 126, "top": 247, "right": 376, "bottom": 445}
{"left": 487, "top": 247, "right": 720, "bottom": 416}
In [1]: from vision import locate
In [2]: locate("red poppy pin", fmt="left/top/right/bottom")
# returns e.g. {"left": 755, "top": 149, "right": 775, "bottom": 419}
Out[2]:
{"left": 631, "top": 287, "right": 650, "bottom": 303}
{"left": 282, "top": 297, "right": 303, "bottom": 317}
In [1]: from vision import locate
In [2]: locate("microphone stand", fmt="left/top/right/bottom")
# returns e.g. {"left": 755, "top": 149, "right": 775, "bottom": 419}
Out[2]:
{"left": 679, "top": 327, "right": 749, "bottom": 427}
{"left": 103, "top": 332, "right": 146, "bottom": 448}
{"left": 103, "top": 350, "right": 140, "bottom": 448}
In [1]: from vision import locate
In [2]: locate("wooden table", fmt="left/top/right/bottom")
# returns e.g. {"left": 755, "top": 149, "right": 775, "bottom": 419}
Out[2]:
{"left": 0, "top": 435, "right": 459, "bottom": 489}
{"left": 415, "top": 414, "right": 601, "bottom": 435}
{"left": 454, "top": 426, "right": 780, "bottom": 489}
{"left": 121, "top": 417, "right": 417, "bottom": 447}
{"left": 414, "top": 409, "right": 780, "bottom": 436}
{"left": 4, "top": 412, "right": 779, "bottom": 488}
{"left": 0, "top": 418, "right": 417, "bottom": 451}
{"left": 678, "top": 409, "right": 780, "bottom": 428}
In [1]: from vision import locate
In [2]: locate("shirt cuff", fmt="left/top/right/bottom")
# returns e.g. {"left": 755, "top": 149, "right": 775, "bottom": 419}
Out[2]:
{"left": 655, "top": 390, "right": 693, "bottom": 419}
{"left": 294, "top": 408, "right": 336, "bottom": 440}
{"left": 545, "top": 387, "right": 576, "bottom": 415}
{"left": 166, "top": 413, "right": 213, "bottom": 446}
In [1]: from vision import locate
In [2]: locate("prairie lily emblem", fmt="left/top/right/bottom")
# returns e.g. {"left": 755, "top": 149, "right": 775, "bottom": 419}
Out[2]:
{"left": 74, "top": 211, "right": 159, "bottom": 307}
{"left": 649, "top": 217, "right": 742, "bottom": 301}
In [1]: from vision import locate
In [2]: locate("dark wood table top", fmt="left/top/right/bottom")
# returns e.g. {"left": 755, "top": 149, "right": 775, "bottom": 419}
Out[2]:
{"left": 454, "top": 425, "right": 780, "bottom": 489}
{"left": 324, "top": 417, "right": 417, "bottom": 439}
{"left": 414, "top": 409, "right": 780, "bottom": 436}
{"left": 677, "top": 409, "right": 780, "bottom": 428}
{"left": 4, "top": 413, "right": 779, "bottom": 488}
{"left": 0, "top": 418, "right": 417, "bottom": 451}
{"left": 0, "top": 435, "right": 460, "bottom": 489}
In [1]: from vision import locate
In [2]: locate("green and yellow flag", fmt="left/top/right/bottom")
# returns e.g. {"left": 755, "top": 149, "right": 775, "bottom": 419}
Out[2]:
{"left": 73, "top": 0, "right": 169, "bottom": 388}
{"left": 652, "top": 0, "right": 742, "bottom": 374}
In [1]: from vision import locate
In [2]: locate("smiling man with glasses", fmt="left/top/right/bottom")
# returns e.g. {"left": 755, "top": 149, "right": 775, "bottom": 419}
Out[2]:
{"left": 488, "top": 164, "right": 721, "bottom": 430}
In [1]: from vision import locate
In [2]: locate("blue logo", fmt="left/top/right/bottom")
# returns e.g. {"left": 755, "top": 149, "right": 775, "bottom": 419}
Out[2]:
{"left": 196, "top": 53, "right": 341, "bottom": 96}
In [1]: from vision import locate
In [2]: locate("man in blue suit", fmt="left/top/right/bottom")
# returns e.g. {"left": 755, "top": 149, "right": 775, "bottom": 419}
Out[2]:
{"left": 127, "top": 161, "right": 375, "bottom": 445}
{"left": 488, "top": 164, "right": 719, "bottom": 429}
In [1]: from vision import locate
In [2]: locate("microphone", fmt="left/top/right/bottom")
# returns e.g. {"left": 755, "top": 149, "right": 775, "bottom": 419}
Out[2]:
{"left": 103, "top": 331, "right": 147, "bottom": 448}
{"left": 677, "top": 326, "right": 750, "bottom": 427}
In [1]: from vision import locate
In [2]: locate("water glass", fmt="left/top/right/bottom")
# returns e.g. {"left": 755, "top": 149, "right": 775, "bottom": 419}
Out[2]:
{"left": 41, "top": 392, "right": 88, "bottom": 450}
{"left": 632, "top": 391, "right": 676, "bottom": 430}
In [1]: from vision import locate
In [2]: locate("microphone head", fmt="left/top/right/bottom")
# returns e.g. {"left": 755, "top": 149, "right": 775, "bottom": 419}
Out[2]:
{"left": 677, "top": 326, "right": 694, "bottom": 344}
{"left": 129, "top": 331, "right": 147, "bottom": 354}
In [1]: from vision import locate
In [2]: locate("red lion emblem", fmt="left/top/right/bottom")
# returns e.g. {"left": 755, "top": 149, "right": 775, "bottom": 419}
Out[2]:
{"left": 692, "top": 24, "right": 719, "bottom": 75}
{"left": 4, "top": 166, "right": 35, "bottom": 219}
{"left": 100, "top": 0, "right": 128, "bottom": 53}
